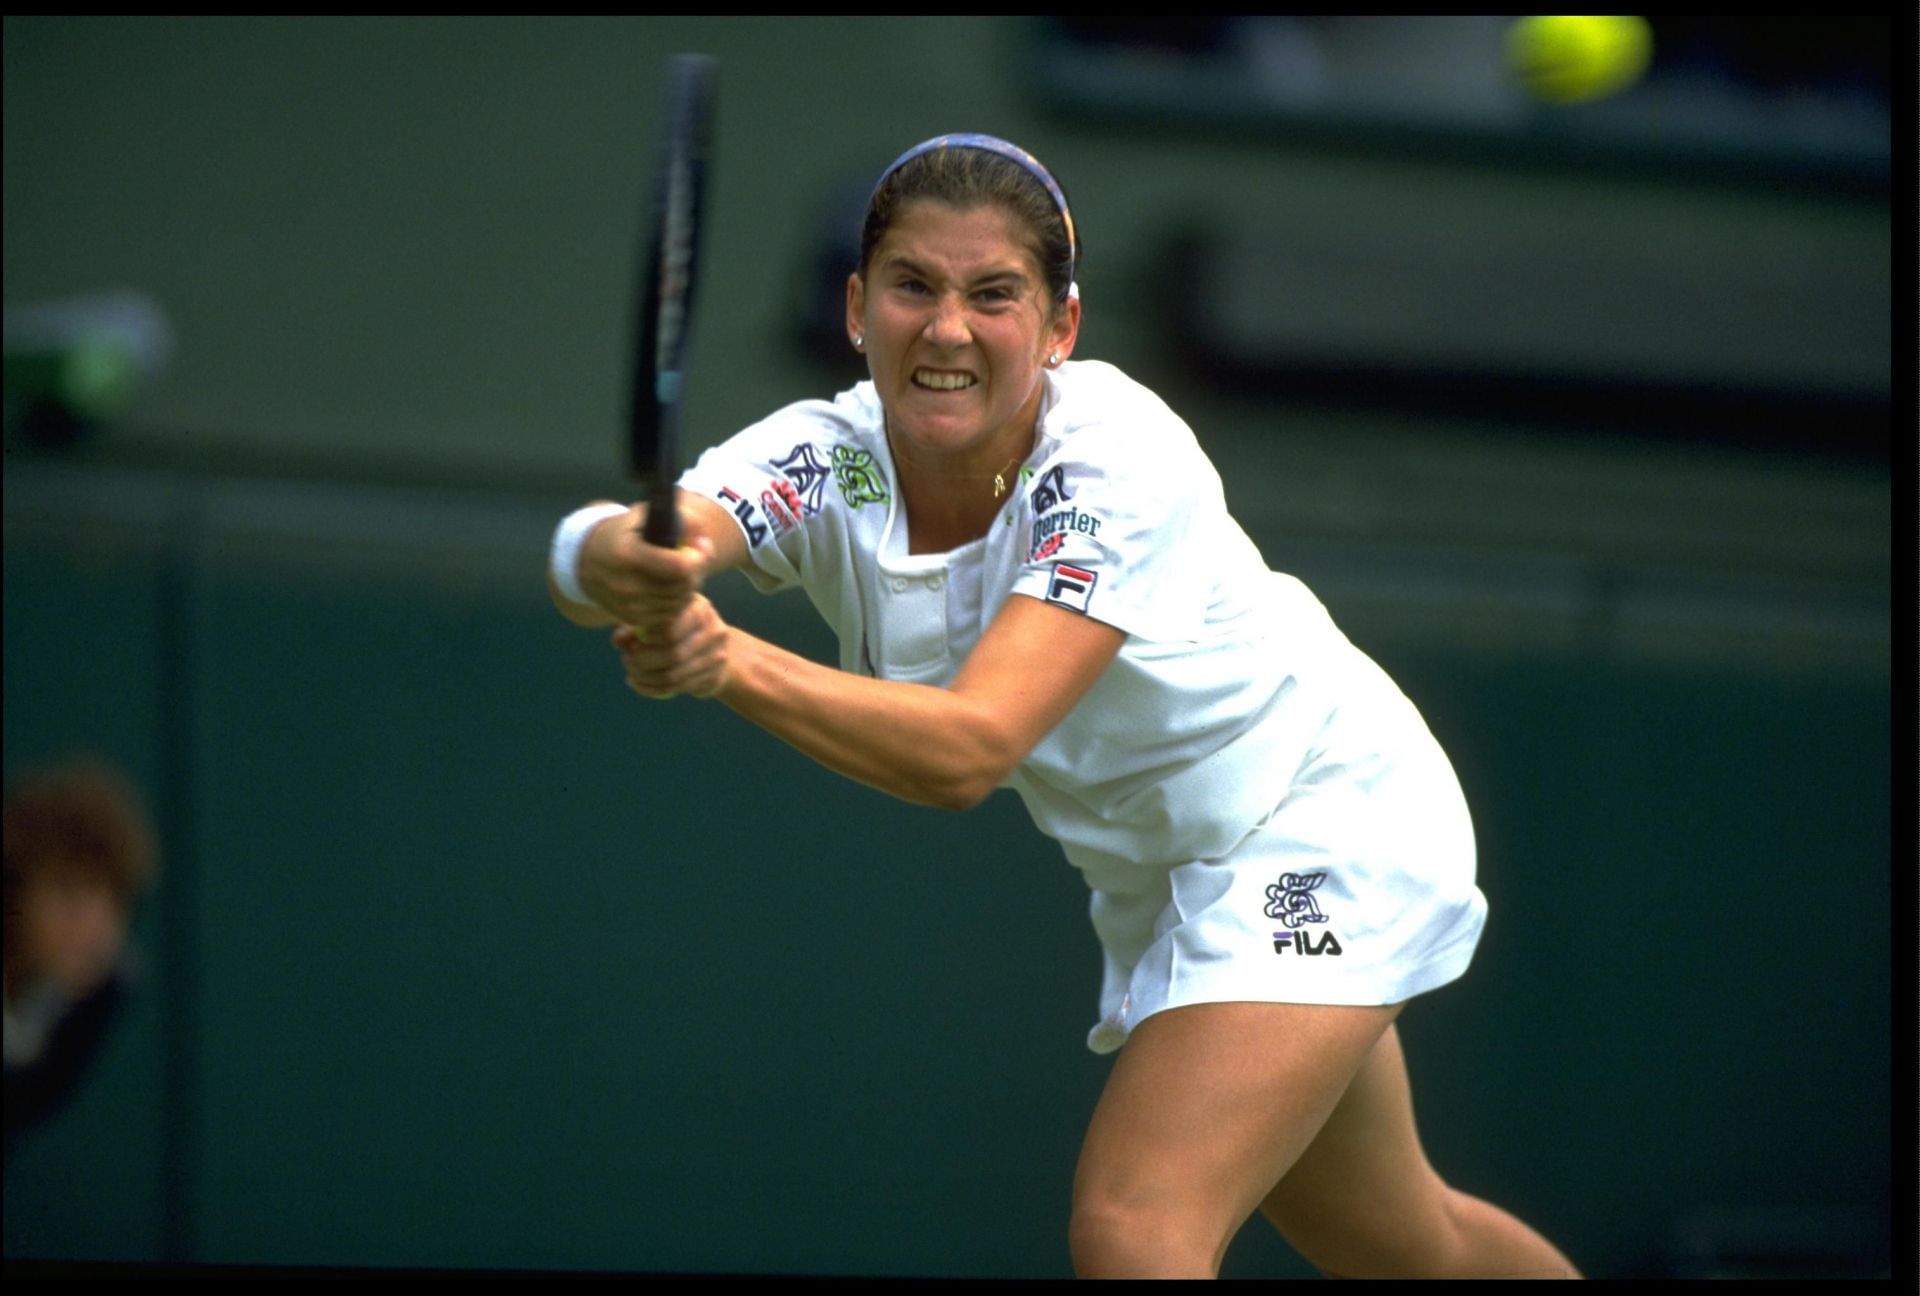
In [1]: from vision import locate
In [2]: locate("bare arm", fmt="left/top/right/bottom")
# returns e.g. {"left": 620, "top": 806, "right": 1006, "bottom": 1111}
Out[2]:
{"left": 547, "top": 489, "right": 749, "bottom": 628}
{"left": 619, "top": 592, "right": 1126, "bottom": 811}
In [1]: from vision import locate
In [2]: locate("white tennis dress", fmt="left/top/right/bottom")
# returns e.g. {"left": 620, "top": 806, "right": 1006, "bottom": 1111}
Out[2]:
{"left": 679, "top": 360, "right": 1486, "bottom": 1053}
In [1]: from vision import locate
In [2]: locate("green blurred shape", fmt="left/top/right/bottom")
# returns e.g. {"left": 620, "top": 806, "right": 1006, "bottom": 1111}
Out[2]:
{"left": 4, "top": 338, "right": 143, "bottom": 417}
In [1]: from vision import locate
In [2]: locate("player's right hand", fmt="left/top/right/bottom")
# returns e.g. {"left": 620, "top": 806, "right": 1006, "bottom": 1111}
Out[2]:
{"left": 612, "top": 593, "right": 732, "bottom": 701}
{"left": 578, "top": 504, "right": 713, "bottom": 629}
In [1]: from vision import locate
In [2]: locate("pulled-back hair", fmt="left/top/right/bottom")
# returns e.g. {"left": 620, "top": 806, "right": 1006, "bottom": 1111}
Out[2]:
{"left": 858, "top": 143, "right": 1080, "bottom": 311}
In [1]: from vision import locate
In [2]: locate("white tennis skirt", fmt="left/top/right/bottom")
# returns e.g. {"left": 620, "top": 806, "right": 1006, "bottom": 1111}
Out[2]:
{"left": 1077, "top": 658, "right": 1487, "bottom": 1055}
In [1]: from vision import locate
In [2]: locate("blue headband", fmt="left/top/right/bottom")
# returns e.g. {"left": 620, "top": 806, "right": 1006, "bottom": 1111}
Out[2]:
{"left": 869, "top": 133, "right": 1078, "bottom": 288}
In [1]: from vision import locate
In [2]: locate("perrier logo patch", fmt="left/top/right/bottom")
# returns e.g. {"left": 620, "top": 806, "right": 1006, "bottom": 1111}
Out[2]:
{"left": 831, "top": 446, "right": 891, "bottom": 510}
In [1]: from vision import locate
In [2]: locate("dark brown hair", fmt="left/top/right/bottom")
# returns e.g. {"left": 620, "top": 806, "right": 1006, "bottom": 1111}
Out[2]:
{"left": 858, "top": 145, "right": 1080, "bottom": 311}
{"left": 3, "top": 761, "right": 157, "bottom": 923}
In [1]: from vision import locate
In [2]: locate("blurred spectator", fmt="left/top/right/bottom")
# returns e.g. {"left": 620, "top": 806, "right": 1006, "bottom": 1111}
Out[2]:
{"left": 3, "top": 760, "right": 157, "bottom": 1142}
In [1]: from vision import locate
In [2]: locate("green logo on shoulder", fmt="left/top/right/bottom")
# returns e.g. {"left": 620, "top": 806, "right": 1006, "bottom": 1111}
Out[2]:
{"left": 831, "top": 446, "right": 891, "bottom": 509}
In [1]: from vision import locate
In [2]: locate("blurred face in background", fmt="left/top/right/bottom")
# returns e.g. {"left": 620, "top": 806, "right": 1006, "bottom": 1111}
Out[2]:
{"left": 1, "top": 764, "right": 154, "bottom": 1007}
{"left": 9, "top": 864, "right": 127, "bottom": 1002}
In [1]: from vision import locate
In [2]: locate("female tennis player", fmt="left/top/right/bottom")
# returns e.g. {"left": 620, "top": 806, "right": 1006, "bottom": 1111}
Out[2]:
{"left": 546, "top": 134, "right": 1579, "bottom": 1280}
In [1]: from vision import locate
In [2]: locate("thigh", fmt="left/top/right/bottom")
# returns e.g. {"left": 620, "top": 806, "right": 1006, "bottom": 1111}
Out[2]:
{"left": 1257, "top": 1021, "right": 1455, "bottom": 1275}
{"left": 1072, "top": 999, "right": 1402, "bottom": 1253}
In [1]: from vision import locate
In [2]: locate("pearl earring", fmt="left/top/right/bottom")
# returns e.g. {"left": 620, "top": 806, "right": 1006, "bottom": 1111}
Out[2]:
{"left": 854, "top": 333, "right": 864, "bottom": 350}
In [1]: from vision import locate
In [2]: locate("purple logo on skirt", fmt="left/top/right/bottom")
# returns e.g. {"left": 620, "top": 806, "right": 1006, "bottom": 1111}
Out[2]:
{"left": 1264, "top": 871, "right": 1331, "bottom": 929}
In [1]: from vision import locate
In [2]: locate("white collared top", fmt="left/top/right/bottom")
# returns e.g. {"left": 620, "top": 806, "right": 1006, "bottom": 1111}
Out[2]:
{"left": 679, "top": 360, "right": 1372, "bottom": 880}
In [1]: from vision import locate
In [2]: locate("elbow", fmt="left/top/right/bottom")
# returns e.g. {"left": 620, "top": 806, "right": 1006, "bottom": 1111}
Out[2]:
{"left": 917, "top": 735, "right": 1020, "bottom": 812}
{"left": 880, "top": 698, "right": 1026, "bottom": 812}
{"left": 922, "top": 775, "right": 997, "bottom": 813}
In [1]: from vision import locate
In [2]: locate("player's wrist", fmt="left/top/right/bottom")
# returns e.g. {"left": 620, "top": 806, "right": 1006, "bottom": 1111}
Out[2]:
{"left": 549, "top": 503, "right": 629, "bottom": 607}
{"left": 708, "top": 624, "right": 758, "bottom": 709}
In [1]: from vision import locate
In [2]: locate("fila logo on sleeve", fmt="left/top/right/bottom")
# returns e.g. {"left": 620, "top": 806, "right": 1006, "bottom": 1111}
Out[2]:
{"left": 1046, "top": 563, "right": 1097, "bottom": 613}
{"left": 716, "top": 487, "right": 769, "bottom": 547}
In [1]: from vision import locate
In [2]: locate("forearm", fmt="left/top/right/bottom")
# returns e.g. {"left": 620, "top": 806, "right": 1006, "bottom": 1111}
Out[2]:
{"left": 714, "top": 628, "right": 1012, "bottom": 811}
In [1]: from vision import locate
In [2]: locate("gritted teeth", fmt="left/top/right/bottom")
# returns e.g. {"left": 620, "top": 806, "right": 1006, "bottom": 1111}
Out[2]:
{"left": 913, "top": 368, "right": 977, "bottom": 390}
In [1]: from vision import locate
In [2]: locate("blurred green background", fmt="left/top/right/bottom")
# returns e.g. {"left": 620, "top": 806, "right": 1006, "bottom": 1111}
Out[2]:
{"left": 3, "top": 17, "right": 1895, "bottom": 1279}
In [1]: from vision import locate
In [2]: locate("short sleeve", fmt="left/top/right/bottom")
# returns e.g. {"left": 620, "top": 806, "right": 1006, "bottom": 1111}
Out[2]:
{"left": 1007, "top": 419, "right": 1218, "bottom": 643}
{"left": 677, "top": 402, "right": 851, "bottom": 595}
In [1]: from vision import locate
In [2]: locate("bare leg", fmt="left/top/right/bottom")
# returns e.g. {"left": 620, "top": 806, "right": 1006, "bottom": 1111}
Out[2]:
{"left": 1259, "top": 1023, "right": 1580, "bottom": 1278}
{"left": 1068, "top": 1000, "right": 1401, "bottom": 1278}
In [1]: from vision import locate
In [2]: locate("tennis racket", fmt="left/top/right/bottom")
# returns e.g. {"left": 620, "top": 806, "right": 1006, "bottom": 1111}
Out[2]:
{"left": 631, "top": 54, "right": 717, "bottom": 550}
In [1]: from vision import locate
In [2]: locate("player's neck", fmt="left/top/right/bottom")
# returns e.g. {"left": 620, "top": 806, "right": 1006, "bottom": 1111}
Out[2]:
{"left": 890, "top": 424, "right": 1034, "bottom": 555}
{"left": 899, "top": 489, "right": 999, "bottom": 555}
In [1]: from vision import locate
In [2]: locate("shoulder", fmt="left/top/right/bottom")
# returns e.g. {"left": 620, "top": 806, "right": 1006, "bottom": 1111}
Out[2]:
{"left": 1045, "top": 360, "right": 1178, "bottom": 423}
{"left": 694, "top": 382, "right": 891, "bottom": 515}
{"left": 1033, "top": 361, "right": 1216, "bottom": 496}
{"left": 761, "top": 383, "right": 893, "bottom": 515}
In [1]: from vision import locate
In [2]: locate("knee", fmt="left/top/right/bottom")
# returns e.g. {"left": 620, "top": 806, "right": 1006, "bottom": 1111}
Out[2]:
{"left": 1069, "top": 1198, "right": 1225, "bottom": 1279}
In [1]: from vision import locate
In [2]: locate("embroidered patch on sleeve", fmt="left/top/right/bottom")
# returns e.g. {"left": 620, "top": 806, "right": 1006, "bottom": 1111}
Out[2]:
{"left": 830, "top": 446, "right": 890, "bottom": 509}
{"left": 760, "top": 486, "right": 795, "bottom": 533}
{"left": 1028, "top": 504, "right": 1103, "bottom": 560}
{"left": 1028, "top": 464, "right": 1073, "bottom": 514}
{"left": 773, "top": 443, "right": 830, "bottom": 515}
{"left": 1046, "top": 562, "right": 1097, "bottom": 613}
{"left": 760, "top": 474, "right": 809, "bottom": 534}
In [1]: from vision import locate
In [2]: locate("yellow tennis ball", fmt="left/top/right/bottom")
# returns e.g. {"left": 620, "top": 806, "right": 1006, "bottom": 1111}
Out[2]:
{"left": 1507, "top": 15, "right": 1653, "bottom": 105}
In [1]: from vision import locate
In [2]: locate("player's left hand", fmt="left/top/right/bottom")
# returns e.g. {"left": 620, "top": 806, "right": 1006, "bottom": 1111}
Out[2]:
{"left": 612, "top": 594, "right": 732, "bottom": 700}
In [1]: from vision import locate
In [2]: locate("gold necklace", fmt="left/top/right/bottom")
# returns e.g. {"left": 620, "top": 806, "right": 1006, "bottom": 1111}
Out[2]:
{"left": 885, "top": 419, "right": 1031, "bottom": 498}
